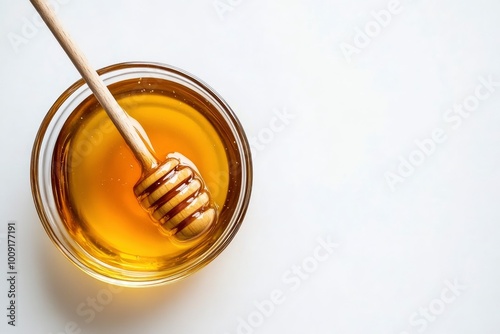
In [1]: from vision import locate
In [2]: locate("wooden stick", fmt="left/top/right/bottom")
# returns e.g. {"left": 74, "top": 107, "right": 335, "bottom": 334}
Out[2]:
{"left": 30, "top": 0, "right": 157, "bottom": 170}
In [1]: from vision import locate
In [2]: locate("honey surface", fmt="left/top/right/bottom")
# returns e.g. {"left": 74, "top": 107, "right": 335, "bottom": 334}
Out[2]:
{"left": 53, "top": 81, "right": 230, "bottom": 274}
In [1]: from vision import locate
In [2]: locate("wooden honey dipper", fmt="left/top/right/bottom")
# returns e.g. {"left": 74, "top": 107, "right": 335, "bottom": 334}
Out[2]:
{"left": 31, "top": 0, "right": 217, "bottom": 241}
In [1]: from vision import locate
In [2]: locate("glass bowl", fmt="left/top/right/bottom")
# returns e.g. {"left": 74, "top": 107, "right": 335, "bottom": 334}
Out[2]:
{"left": 31, "top": 62, "right": 252, "bottom": 287}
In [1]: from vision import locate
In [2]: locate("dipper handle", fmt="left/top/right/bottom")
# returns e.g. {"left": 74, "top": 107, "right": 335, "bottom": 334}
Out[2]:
{"left": 30, "top": 0, "right": 157, "bottom": 170}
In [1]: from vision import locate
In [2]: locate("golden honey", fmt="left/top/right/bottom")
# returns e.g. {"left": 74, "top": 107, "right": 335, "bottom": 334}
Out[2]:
{"left": 52, "top": 77, "right": 232, "bottom": 277}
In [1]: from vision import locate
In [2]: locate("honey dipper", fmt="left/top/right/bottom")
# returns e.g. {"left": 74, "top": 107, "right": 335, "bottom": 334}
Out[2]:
{"left": 31, "top": 0, "right": 217, "bottom": 241}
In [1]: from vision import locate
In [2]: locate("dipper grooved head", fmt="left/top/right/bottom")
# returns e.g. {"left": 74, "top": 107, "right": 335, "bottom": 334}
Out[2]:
{"left": 134, "top": 157, "right": 217, "bottom": 241}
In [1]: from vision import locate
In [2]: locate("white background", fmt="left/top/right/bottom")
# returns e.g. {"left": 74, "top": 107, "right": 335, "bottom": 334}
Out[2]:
{"left": 1, "top": 0, "right": 500, "bottom": 333}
